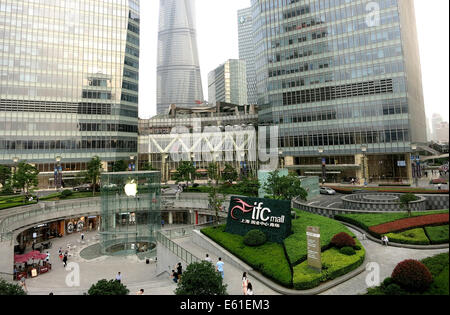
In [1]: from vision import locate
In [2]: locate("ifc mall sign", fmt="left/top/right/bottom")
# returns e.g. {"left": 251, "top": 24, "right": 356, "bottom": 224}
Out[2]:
{"left": 225, "top": 196, "right": 292, "bottom": 244}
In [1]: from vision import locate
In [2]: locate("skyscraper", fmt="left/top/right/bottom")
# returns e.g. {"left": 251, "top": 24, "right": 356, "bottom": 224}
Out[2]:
{"left": 157, "top": 0, "right": 204, "bottom": 115}
{"left": 251, "top": 0, "right": 427, "bottom": 183}
{"left": 0, "top": 0, "right": 140, "bottom": 186}
{"left": 238, "top": 7, "right": 258, "bottom": 105}
{"left": 208, "top": 59, "right": 248, "bottom": 106}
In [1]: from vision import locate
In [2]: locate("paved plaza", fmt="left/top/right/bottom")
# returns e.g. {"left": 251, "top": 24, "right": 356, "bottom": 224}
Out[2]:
{"left": 20, "top": 226, "right": 448, "bottom": 296}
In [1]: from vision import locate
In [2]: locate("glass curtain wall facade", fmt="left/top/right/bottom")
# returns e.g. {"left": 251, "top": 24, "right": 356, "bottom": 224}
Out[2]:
{"left": 251, "top": 0, "right": 426, "bottom": 183}
{"left": 157, "top": 0, "right": 204, "bottom": 115}
{"left": 238, "top": 7, "right": 258, "bottom": 105}
{"left": 208, "top": 59, "right": 248, "bottom": 106}
{"left": 100, "top": 171, "right": 161, "bottom": 256}
{"left": 0, "top": 0, "right": 140, "bottom": 173}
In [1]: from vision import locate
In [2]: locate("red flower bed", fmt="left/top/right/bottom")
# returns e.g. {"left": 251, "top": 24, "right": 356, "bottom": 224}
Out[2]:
{"left": 369, "top": 213, "right": 449, "bottom": 235}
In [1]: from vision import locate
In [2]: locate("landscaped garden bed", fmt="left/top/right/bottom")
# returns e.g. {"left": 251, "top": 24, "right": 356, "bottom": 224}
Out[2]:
{"left": 0, "top": 195, "right": 37, "bottom": 210}
{"left": 201, "top": 210, "right": 366, "bottom": 290}
{"left": 367, "top": 253, "right": 449, "bottom": 295}
{"left": 335, "top": 211, "right": 449, "bottom": 245}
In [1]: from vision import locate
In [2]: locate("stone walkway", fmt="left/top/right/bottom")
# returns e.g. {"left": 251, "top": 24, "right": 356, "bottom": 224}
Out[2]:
{"left": 22, "top": 231, "right": 176, "bottom": 295}
{"left": 20, "top": 227, "right": 449, "bottom": 295}
{"left": 173, "top": 237, "right": 279, "bottom": 296}
{"left": 319, "top": 227, "right": 449, "bottom": 295}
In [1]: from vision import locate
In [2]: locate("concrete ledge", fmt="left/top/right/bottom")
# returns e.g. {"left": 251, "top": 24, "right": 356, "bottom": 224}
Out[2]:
{"left": 339, "top": 221, "right": 450, "bottom": 250}
{"left": 192, "top": 229, "right": 368, "bottom": 295}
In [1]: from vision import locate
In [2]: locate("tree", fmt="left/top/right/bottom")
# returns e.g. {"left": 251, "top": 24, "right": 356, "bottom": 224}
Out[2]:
{"left": 0, "top": 165, "right": 12, "bottom": 187}
{"left": 12, "top": 162, "right": 39, "bottom": 198}
{"left": 207, "top": 163, "right": 219, "bottom": 185}
{"left": 222, "top": 163, "right": 238, "bottom": 184}
{"left": 208, "top": 186, "right": 227, "bottom": 225}
{"left": 174, "top": 161, "right": 196, "bottom": 188}
{"left": 83, "top": 156, "right": 103, "bottom": 196}
{"left": 175, "top": 261, "right": 227, "bottom": 295}
{"left": 235, "top": 176, "right": 260, "bottom": 197}
{"left": 399, "top": 193, "right": 419, "bottom": 217}
{"left": 0, "top": 279, "right": 27, "bottom": 295}
{"left": 264, "top": 170, "right": 308, "bottom": 201}
{"left": 112, "top": 160, "right": 128, "bottom": 173}
{"left": 87, "top": 279, "right": 129, "bottom": 295}
{"left": 140, "top": 162, "right": 155, "bottom": 171}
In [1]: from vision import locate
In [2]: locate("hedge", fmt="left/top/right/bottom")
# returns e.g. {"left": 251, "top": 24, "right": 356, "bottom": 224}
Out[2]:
{"left": 327, "top": 186, "right": 449, "bottom": 195}
{"left": 284, "top": 210, "right": 355, "bottom": 266}
{"left": 201, "top": 225, "right": 292, "bottom": 287}
{"left": 370, "top": 213, "right": 449, "bottom": 235}
{"left": 335, "top": 210, "right": 449, "bottom": 235}
{"left": 425, "top": 225, "right": 449, "bottom": 245}
{"left": 385, "top": 228, "right": 430, "bottom": 246}
{"left": 292, "top": 239, "right": 365, "bottom": 290}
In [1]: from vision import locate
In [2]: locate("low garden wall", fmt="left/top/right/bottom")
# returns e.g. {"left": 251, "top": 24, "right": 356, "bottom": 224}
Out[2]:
{"left": 341, "top": 194, "right": 427, "bottom": 211}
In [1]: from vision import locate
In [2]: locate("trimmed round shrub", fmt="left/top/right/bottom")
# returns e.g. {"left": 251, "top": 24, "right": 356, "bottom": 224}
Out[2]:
{"left": 354, "top": 245, "right": 362, "bottom": 251}
{"left": 243, "top": 230, "right": 267, "bottom": 247}
{"left": 61, "top": 190, "right": 73, "bottom": 198}
{"left": 331, "top": 232, "right": 356, "bottom": 249}
{"left": 391, "top": 259, "right": 433, "bottom": 292}
{"left": 340, "top": 246, "right": 356, "bottom": 256}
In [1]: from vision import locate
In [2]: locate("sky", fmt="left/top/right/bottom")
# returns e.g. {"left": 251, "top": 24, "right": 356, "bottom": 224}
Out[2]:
{"left": 139, "top": 0, "right": 450, "bottom": 124}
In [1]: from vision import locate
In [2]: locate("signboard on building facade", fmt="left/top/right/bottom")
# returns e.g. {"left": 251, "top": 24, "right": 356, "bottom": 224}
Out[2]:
{"left": 307, "top": 226, "right": 322, "bottom": 271}
{"left": 225, "top": 196, "right": 292, "bottom": 244}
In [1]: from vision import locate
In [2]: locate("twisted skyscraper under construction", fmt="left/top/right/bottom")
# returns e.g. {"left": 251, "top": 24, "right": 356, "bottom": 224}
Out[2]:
{"left": 157, "top": 0, "right": 204, "bottom": 115}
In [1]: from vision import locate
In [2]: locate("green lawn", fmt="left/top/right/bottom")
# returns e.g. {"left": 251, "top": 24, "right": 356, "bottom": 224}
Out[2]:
{"left": 201, "top": 225, "right": 292, "bottom": 287}
{"left": 0, "top": 195, "right": 37, "bottom": 210}
{"left": 425, "top": 225, "right": 450, "bottom": 244}
{"left": 335, "top": 210, "right": 449, "bottom": 232}
{"left": 385, "top": 228, "right": 430, "bottom": 245}
{"left": 40, "top": 191, "right": 100, "bottom": 201}
{"left": 285, "top": 210, "right": 356, "bottom": 266}
{"left": 202, "top": 210, "right": 366, "bottom": 290}
{"left": 293, "top": 240, "right": 365, "bottom": 290}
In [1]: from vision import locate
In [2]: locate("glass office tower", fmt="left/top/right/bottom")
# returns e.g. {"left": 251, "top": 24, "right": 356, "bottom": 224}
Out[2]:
{"left": 208, "top": 59, "right": 248, "bottom": 106}
{"left": 238, "top": 7, "right": 258, "bottom": 105}
{"left": 251, "top": 0, "right": 426, "bottom": 183}
{"left": 157, "top": 0, "right": 204, "bottom": 115}
{"left": 0, "top": 0, "right": 140, "bottom": 186}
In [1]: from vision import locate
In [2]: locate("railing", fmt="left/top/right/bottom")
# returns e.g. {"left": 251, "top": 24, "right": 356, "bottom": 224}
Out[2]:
{"left": 156, "top": 231, "right": 201, "bottom": 265}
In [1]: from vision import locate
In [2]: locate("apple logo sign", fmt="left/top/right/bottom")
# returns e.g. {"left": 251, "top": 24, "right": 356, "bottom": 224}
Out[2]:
{"left": 124, "top": 180, "right": 138, "bottom": 197}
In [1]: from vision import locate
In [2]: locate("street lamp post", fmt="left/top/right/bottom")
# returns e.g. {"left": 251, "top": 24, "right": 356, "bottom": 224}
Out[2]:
{"left": 130, "top": 155, "right": 136, "bottom": 171}
{"left": 55, "top": 156, "right": 62, "bottom": 190}
{"left": 361, "top": 145, "right": 368, "bottom": 186}
{"left": 318, "top": 148, "right": 326, "bottom": 186}
{"left": 411, "top": 144, "right": 420, "bottom": 187}
{"left": 279, "top": 150, "right": 284, "bottom": 169}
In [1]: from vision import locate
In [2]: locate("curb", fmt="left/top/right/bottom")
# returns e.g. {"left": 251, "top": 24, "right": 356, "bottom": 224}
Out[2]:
{"left": 193, "top": 230, "right": 368, "bottom": 295}
{"left": 339, "top": 221, "right": 450, "bottom": 250}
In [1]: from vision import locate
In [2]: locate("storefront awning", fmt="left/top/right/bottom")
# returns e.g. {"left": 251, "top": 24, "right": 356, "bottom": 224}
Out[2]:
{"left": 14, "top": 251, "right": 47, "bottom": 264}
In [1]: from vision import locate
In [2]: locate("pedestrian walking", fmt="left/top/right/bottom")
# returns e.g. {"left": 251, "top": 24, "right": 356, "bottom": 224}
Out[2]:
{"left": 242, "top": 272, "right": 249, "bottom": 295}
{"left": 32, "top": 240, "right": 35, "bottom": 251}
{"left": 384, "top": 235, "right": 389, "bottom": 246}
{"left": 81, "top": 233, "right": 85, "bottom": 241}
{"left": 115, "top": 272, "right": 122, "bottom": 283}
{"left": 216, "top": 257, "right": 225, "bottom": 279}
{"left": 247, "top": 282, "right": 254, "bottom": 295}
{"left": 171, "top": 270, "right": 178, "bottom": 283}
{"left": 46, "top": 251, "right": 50, "bottom": 262}
{"left": 63, "top": 253, "right": 68, "bottom": 267}
{"left": 20, "top": 277, "right": 27, "bottom": 293}
{"left": 176, "top": 262, "right": 183, "bottom": 281}
{"left": 161, "top": 219, "right": 165, "bottom": 228}
{"left": 136, "top": 289, "right": 144, "bottom": 295}
{"left": 204, "top": 254, "right": 212, "bottom": 263}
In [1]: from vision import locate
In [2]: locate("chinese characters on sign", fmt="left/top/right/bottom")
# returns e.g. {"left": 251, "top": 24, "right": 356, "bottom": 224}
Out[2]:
{"left": 307, "top": 226, "right": 322, "bottom": 271}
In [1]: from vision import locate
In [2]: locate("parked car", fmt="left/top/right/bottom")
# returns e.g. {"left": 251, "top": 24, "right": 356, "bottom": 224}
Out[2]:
{"left": 73, "top": 184, "right": 92, "bottom": 192}
{"left": 320, "top": 187, "right": 337, "bottom": 195}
